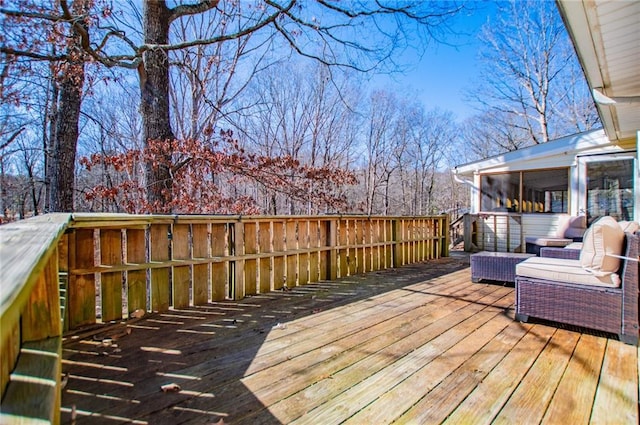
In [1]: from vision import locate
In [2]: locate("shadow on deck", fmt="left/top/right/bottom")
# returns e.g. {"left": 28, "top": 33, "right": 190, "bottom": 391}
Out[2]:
{"left": 60, "top": 253, "right": 638, "bottom": 424}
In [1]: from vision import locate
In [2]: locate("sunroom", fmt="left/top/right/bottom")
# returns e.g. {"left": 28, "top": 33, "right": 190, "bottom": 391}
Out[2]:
{"left": 453, "top": 128, "right": 638, "bottom": 252}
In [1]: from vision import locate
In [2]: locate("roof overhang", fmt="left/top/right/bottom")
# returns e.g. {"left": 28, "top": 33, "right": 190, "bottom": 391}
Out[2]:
{"left": 556, "top": 0, "right": 640, "bottom": 142}
{"left": 454, "top": 129, "right": 613, "bottom": 176}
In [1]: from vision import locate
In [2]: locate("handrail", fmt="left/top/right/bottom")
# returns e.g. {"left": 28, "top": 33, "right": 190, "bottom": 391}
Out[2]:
{"left": 0, "top": 213, "right": 71, "bottom": 410}
{"left": 0, "top": 214, "right": 70, "bottom": 330}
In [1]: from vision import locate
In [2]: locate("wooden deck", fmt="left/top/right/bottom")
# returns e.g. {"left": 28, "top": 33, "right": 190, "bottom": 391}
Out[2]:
{"left": 60, "top": 254, "right": 639, "bottom": 424}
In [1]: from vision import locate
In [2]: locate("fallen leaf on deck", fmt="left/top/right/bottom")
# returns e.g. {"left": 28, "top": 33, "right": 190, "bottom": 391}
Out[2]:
{"left": 61, "top": 373, "right": 69, "bottom": 389}
{"left": 160, "top": 383, "right": 182, "bottom": 393}
{"left": 130, "top": 309, "right": 145, "bottom": 319}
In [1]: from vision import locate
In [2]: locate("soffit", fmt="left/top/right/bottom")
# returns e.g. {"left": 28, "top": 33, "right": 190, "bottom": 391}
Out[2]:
{"left": 557, "top": 0, "right": 640, "bottom": 142}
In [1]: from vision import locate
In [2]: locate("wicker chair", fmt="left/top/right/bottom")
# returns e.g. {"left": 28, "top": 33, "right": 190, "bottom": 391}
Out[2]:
{"left": 515, "top": 232, "right": 639, "bottom": 344}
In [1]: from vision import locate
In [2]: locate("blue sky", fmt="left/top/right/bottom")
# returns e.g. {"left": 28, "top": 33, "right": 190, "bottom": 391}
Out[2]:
{"left": 372, "top": 1, "right": 498, "bottom": 120}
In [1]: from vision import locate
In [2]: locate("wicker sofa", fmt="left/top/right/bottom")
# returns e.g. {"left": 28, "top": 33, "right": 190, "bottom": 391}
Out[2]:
{"left": 525, "top": 215, "right": 586, "bottom": 255}
{"left": 539, "top": 244, "right": 581, "bottom": 260}
{"left": 515, "top": 222, "right": 639, "bottom": 344}
{"left": 539, "top": 221, "right": 638, "bottom": 260}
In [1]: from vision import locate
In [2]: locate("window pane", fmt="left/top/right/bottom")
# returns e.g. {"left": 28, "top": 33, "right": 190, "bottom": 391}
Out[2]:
{"left": 521, "top": 169, "right": 568, "bottom": 213}
{"left": 586, "top": 159, "right": 634, "bottom": 222}
{"left": 481, "top": 173, "right": 520, "bottom": 212}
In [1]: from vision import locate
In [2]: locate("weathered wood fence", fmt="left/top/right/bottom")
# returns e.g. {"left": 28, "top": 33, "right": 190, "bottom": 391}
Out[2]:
{"left": 0, "top": 212, "right": 448, "bottom": 423}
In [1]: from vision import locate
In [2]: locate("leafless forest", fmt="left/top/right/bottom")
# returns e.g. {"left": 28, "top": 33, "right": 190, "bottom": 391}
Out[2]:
{"left": 0, "top": 1, "right": 596, "bottom": 221}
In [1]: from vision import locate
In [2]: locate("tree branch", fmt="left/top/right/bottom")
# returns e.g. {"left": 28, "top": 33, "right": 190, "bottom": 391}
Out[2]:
{"left": 169, "top": 0, "right": 220, "bottom": 23}
{"left": 140, "top": 0, "right": 296, "bottom": 54}
{"left": 0, "top": 127, "right": 25, "bottom": 152}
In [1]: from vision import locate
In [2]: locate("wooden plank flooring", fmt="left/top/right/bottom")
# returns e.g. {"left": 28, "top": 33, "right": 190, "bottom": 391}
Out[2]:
{"left": 60, "top": 254, "right": 639, "bottom": 424}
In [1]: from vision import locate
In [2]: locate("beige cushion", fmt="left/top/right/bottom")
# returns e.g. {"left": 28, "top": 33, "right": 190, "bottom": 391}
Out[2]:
{"left": 579, "top": 216, "right": 625, "bottom": 276}
{"left": 564, "top": 242, "right": 583, "bottom": 250}
{"left": 525, "top": 237, "right": 572, "bottom": 247}
{"left": 516, "top": 257, "right": 621, "bottom": 287}
{"left": 556, "top": 215, "right": 586, "bottom": 238}
{"left": 618, "top": 221, "right": 639, "bottom": 233}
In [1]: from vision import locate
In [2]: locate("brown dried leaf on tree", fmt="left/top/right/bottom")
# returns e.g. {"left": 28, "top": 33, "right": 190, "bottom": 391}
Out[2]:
{"left": 79, "top": 132, "right": 358, "bottom": 215}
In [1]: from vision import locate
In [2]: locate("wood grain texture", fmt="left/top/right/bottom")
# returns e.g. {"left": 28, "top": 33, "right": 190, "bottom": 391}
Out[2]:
{"left": 244, "top": 222, "right": 257, "bottom": 295}
{"left": 272, "top": 221, "right": 285, "bottom": 290}
{"left": 126, "top": 228, "right": 147, "bottom": 313}
{"left": 0, "top": 337, "right": 61, "bottom": 424}
{"left": 68, "top": 228, "right": 96, "bottom": 329}
{"left": 22, "top": 253, "right": 61, "bottom": 342}
{"left": 590, "top": 339, "right": 638, "bottom": 424}
{"left": 211, "top": 224, "right": 228, "bottom": 300}
{"left": 58, "top": 260, "right": 638, "bottom": 425}
{"left": 191, "top": 224, "right": 210, "bottom": 305}
{"left": 100, "top": 229, "right": 123, "bottom": 322}
{"left": 150, "top": 224, "right": 170, "bottom": 312}
{"left": 541, "top": 334, "right": 606, "bottom": 424}
{"left": 492, "top": 329, "right": 580, "bottom": 424}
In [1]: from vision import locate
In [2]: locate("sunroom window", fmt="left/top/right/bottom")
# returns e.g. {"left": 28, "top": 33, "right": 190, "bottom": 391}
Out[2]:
{"left": 480, "top": 168, "right": 569, "bottom": 213}
{"left": 586, "top": 159, "right": 634, "bottom": 222}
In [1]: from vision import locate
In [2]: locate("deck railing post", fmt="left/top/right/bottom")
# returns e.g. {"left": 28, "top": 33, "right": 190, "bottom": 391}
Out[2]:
{"left": 210, "top": 223, "right": 227, "bottom": 301}
{"left": 392, "top": 219, "right": 402, "bottom": 268}
{"left": 442, "top": 214, "right": 450, "bottom": 257}
{"left": 231, "top": 220, "right": 245, "bottom": 300}
{"left": 258, "top": 221, "right": 272, "bottom": 293}
{"left": 67, "top": 228, "right": 96, "bottom": 329}
{"left": 149, "top": 223, "right": 171, "bottom": 312}
{"left": 327, "top": 219, "right": 338, "bottom": 280}
{"left": 244, "top": 221, "right": 258, "bottom": 295}
{"left": 463, "top": 214, "right": 472, "bottom": 252}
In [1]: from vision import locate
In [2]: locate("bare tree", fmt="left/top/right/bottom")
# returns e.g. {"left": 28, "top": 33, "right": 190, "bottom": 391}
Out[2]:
{"left": 361, "top": 90, "right": 399, "bottom": 215}
{"left": 2, "top": 0, "right": 462, "bottom": 214}
{"left": 1, "top": 0, "right": 94, "bottom": 212}
{"left": 241, "top": 61, "right": 360, "bottom": 214}
{"left": 467, "top": 0, "right": 596, "bottom": 151}
{"left": 390, "top": 103, "right": 456, "bottom": 215}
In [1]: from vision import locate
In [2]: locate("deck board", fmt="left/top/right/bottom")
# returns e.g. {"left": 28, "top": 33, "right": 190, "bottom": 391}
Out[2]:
{"left": 60, "top": 255, "right": 639, "bottom": 424}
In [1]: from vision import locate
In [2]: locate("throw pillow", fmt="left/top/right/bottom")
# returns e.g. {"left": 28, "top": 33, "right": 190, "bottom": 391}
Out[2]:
{"left": 580, "top": 216, "right": 625, "bottom": 276}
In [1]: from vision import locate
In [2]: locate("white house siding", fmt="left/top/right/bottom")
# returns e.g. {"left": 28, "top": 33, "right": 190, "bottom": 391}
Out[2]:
{"left": 471, "top": 213, "right": 573, "bottom": 253}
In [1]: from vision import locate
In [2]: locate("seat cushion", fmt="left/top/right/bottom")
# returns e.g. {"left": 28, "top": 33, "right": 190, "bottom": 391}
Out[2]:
{"left": 516, "top": 257, "right": 621, "bottom": 287}
{"left": 558, "top": 215, "right": 587, "bottom": 239}
{"left": 525, "top": 237, "right": 573, "bottom": 247}
{"left": 579, "top": 216, "right": 624, "bottom": 276}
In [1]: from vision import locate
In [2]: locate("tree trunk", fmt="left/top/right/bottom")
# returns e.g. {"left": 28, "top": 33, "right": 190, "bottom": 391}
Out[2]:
{"left": 49, "top": 57, "right": 84, "bottom": 212}
{"left": 141, "top": 1, "right": 175, "bottom": 212}
{"left": 43, "top": 70, "right": 58, "bottom": 213}
{"left": 48, "top": 0, "right": 90, "bottom": 213}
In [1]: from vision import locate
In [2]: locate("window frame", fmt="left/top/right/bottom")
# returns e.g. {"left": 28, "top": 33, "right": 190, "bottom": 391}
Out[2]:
{"left": 576, "top": 152, "right": 638, "bottom": 223}
{"left": 478, "top": 167, "right": 571, "bottom": 214}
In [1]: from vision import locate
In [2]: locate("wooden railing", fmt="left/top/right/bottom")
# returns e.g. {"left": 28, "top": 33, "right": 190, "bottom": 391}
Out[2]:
{"left": 463, "top": 212, "right": 525, "bottom": 253}
{"left": 1, "top": 214, "right": 70, "bottom": 424}
{"left": 0, "top": 212, "right": 448, "bottom": 423}
{"left": 462, "top": 212, "right": 575, "bottom": 253}
{"left": 449, "top": 214, "right": 465, "bottom": 248}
